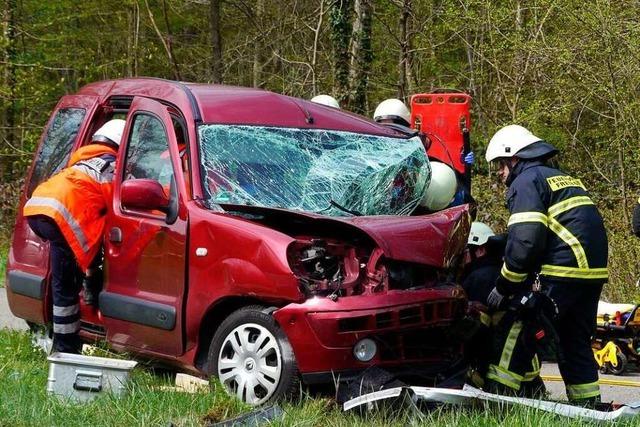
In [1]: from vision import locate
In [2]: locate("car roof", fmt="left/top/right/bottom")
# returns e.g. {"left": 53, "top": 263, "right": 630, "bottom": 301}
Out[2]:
{"left": 76, "top": 78, "right": 405, "bottom": 138}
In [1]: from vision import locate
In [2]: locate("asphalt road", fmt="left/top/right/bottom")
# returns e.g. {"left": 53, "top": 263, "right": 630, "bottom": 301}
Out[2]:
{"left": 0, "top": 287, "right": 28, "bottom": 331}
{"left": 1, "top": 287, "right": 638, "bottom": 403}
{"left": 541, "top": 362, "right": 640, "bottom": 404}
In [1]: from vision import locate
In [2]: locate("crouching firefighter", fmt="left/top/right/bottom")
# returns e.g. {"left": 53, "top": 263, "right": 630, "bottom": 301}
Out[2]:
{"left": 484, "top": 125, "right": 608, "bottom": 405}
{"left": 23, "top": 119, "right": 126, "bottom": 353}
{"left": 462, "top": 221, "right": 545, "bottom": 398}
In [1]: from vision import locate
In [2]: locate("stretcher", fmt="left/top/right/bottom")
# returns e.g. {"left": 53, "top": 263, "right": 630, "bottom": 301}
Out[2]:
{"left": 592, "top": 301, "right": 640, "bottom": 375}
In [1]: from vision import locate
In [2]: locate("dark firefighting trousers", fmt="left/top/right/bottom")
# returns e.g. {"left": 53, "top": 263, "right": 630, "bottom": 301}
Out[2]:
{"left": 486, "top": 280, "right": 603, "bottom": 402}
{"left": 483, "top": 310, "right": 542, "bottom": 395}
{"left": 27, "top": 215, "right": 83, "bottom": 354}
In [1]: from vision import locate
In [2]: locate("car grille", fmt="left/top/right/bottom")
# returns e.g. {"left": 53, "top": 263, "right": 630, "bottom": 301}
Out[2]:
{"left": 376, "top": 328, "right": 460, "bottom": 362}
{"left": 337, "top": 299, "right": 464, "bottom": 333}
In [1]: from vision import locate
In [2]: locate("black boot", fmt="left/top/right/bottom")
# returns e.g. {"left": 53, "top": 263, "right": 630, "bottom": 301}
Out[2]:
{"left": 484, "top": 378, "right": 519, "bottom": 396}
{"left": 53, "top": 333, "right": 83, "bottom": 354}
{"left": 82, "top": 272, "right": 102, "bottom": 306}
{"left": 519, "top": 376, "right": 547, "bottom": 399}
{"left": 570, "top": 395, "right": 604, "bottom": 409}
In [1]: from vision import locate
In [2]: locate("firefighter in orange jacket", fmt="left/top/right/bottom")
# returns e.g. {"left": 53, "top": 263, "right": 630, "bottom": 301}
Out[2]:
{"left": 23, "top": 119, "right": 125, "bottom": 353}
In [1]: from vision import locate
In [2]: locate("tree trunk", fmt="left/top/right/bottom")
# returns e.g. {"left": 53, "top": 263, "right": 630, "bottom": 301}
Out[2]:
{"left": 348, "top": 0, "right": 373, "bottom": 114}
{"left": 161, "top": 0, "right": 181, "bottom": 80}
{"left": 132, "top": 1, "right": 140, "bottom": 76}
{"left": 619, "top": 138, "right": 629, "bottom": 228}
{"left": 210, "top": 0, "right": 223, "bottom": 83}
{"left": 311, "top": 0, "right": 324, "bottom": 95}
{"left": 252, "top": 0, "right": 264, "bottom": 88}
{"left": 2, "top": 0, "right": 17, "bottom": 159}
{"left": 144, "top": 0, "right": 181, "bottom": 80}
{"left": 397, "top": 0, "right": 412, "bottom": 101}
{"left": 329, "top": 0, "right": 352, "bottom": 107}
{"left": 511, "top": 0, "right": 524, "bottom": 121}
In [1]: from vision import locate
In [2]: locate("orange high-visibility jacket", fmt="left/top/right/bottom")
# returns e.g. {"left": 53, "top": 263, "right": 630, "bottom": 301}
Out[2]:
{"left": 24, "top": 144, "right": 117, "bottom": 271}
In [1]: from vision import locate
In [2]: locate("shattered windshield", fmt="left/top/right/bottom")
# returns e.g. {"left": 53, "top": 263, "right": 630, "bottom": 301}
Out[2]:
{"left": 198, "top": 125, "right": 431, "bottom": 216}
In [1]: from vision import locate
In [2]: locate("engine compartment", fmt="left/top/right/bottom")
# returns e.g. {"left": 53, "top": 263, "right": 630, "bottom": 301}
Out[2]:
{"left": 287, "top": 237, "right": 442, "bottom": 297}
{"left": 216, "top": 203, "right": 470, "bottom": 298}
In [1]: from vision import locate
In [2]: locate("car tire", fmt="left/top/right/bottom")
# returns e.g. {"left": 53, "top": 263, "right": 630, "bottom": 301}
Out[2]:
{"left": 207, "top": 305, "right": 299, "bottom": 406}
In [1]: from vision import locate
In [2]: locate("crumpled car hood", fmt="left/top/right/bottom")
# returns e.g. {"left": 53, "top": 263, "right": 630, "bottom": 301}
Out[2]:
{"left": 341, "top": 205, "right": 471, "bottom": 267}
{"left": 220, "top": 204, "right": 471, "bottom": 268}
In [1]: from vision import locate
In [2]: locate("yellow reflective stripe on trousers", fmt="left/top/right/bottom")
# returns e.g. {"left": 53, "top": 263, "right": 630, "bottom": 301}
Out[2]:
{"left": 522, "top": 370, "right": 541, "bottom": 382}
{"left": 547, "top": 217, "right": 589, "bottom": 268}
{"left": 499, "top": 321, "right": 523, "bottom": 370}
{"left": 522, "top": 355, "right": 541, "bottom": 382}
{"left": 540, "top": 265, "right": 608, "bottom": 279}
{"left": 507, "top": 212, "right": 548, "bottom": 227}
{"left": 548, "top": 196, "right": 594, "bottom": 218}
{"left": 532, "top": 354, "right": 540, "bottom": 372}
{"left": 566, "top": 381, "right": 600, "bottom": 400}
{"left": 486, "top": 365, "right": 522, "bottom": 390}
{"left": 501, "top": 263, "right": 528, "bottom": 283}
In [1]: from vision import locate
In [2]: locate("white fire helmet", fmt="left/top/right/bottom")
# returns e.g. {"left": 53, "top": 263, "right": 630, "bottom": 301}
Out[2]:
{"left": 92, "top": 119, "right": 126, "bottom": 147}
{"left": 419, "top": 161, "right": 457, "bottom": 211}
{"left": 310, "top": 94, "right": 340, "bottom": 109}
{"left": 373, "top": 99, "right": 411, "bottom": 126}
{"left": 468, "top": 221, "right": 495, "bottom": 246}
{"left": 485, "top": 124, "right": 543, "bottom": 162}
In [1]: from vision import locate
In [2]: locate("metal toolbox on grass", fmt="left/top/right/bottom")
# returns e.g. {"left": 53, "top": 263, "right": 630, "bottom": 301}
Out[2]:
{"left": 47, "top": 352, "right": 138, "bottom": 402}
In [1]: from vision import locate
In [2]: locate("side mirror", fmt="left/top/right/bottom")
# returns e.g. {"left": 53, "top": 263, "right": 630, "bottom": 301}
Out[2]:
{"left": 121, "top": 179, "right": 170, "bottom": 212}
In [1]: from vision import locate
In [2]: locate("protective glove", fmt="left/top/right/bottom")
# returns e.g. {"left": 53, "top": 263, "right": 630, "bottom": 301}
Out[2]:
{"left": 463, "top": 151, "right": 475, "bottom": 165}
{"left": 487, "top": 287, "right": 504, "bottom": 309}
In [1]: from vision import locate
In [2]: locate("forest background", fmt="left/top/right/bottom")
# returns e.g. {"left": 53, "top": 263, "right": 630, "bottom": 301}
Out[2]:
{"left": 0, "top": 0, "right": 639, "bottom": 301}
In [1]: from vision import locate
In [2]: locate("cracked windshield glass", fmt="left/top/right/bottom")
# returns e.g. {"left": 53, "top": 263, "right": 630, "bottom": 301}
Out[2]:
{"left": 198, "top": 125, "right": 431, "bottom": 216}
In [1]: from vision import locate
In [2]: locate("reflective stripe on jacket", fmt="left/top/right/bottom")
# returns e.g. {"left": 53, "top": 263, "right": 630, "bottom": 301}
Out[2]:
{"left": 501, "top": 160, "right": 608, "bottom": 284}
{"left": 24, "top": 144, "right": 117, "bottom": 270}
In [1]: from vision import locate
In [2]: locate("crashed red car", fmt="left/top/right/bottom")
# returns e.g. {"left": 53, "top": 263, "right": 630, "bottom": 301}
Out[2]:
{"left": 6, "top": 78, "right": 471, "bottom": 405}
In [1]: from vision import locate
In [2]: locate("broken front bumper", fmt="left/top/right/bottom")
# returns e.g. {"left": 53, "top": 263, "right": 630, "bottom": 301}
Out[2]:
{"left": 273, "top": 285, "right": 466, "bottom": 379}
{"left": 343, "top": 384, "right": 640, "bottom": 422}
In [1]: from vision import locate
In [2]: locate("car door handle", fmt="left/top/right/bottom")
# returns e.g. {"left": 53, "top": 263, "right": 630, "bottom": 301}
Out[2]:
{"left": 109, "top": 227, "right": 122, "bottom": 243}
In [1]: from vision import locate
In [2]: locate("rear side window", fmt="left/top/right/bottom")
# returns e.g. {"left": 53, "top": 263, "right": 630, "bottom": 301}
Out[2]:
{"left": 27, "top": 108, "right": 85, "bottom": 196}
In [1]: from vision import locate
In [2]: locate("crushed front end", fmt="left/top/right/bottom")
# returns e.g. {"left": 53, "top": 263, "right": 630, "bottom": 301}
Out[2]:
{"left": 197, "top": 121, "right": 473, "bottom": 383}
{"left": 273, "top": 286, "right": 467, "bottom": 383}
{"left": 274, "top": 205, "right": 472, "bottom": 383}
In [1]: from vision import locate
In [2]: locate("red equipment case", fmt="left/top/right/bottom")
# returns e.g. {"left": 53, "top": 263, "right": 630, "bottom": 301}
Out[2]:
{"left": 410, "top": 92, "right": 471, "bottom": 175}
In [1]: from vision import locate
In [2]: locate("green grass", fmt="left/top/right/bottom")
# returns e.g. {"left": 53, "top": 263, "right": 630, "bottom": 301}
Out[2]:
{"left": 0, "top": 330, "right": 248, "bottom": 426}
{"left": 0, "top": 329, "right": 637, "bottom": 427}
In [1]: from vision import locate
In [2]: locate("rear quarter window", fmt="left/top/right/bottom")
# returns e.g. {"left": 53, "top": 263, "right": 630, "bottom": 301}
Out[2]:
{"left": 27, "top": 108, "right": 85, "bottom": 196}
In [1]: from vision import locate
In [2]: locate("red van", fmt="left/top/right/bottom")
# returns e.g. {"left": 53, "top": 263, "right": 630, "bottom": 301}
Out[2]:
{"left": 6, "top": 78, "right": 470, "bottom": 405}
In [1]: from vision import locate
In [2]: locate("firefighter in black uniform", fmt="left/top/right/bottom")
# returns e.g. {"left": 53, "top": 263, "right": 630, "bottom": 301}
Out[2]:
{"left": 463, "top": 222, "right": 503, "bottom": 304}
{"left": 483, "top": 125, "right": 608, "bottom": 404}
{"left": 462, "top": 221, "right": 544, "bottom": 398}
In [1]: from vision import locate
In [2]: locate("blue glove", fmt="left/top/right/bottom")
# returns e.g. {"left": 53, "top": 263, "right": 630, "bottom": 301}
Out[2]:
{"left": 463, "top": 151, "right": 475, "bottom": 165}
